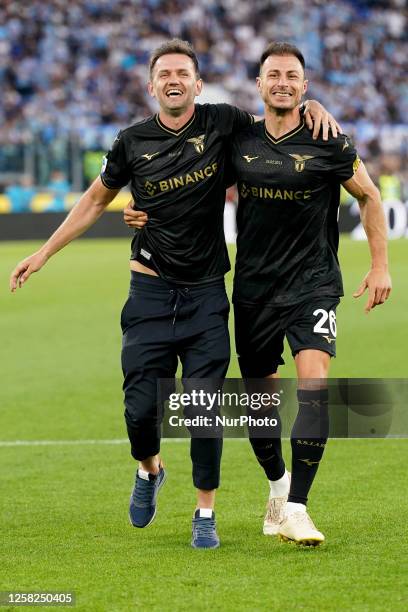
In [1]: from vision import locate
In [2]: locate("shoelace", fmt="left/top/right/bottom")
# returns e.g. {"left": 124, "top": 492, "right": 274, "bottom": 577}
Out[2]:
{"left": 266, "top": 497, "right": 285, "bottom": 522}
{"left": 193, "top": 518, "right": 216, "bottom": 539}
{"left": 133, "top": 475, "right": 156, "bottom": 507}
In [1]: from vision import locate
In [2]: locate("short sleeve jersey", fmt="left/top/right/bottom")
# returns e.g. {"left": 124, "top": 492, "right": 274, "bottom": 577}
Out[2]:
{"left": 101, "top": 103, "right": 253, "bottom": 284}
{"left": 230, "top": 121, "right": 360, "bottom": 305}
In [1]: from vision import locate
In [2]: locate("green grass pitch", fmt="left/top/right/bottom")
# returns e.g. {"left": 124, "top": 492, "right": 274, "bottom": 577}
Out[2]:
{"left": 1, "top": 237, "right": 407, "bottom": 611}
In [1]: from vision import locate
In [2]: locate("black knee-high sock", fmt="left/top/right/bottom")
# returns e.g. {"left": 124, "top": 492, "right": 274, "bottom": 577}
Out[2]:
{"left": 288, "top": 388, "right": 329, "bottom": 505}
{"left": 249, "top": 408, "right": 285, "bottom": 481}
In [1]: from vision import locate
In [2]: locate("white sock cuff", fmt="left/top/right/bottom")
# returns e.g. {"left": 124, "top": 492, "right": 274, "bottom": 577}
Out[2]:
{"left": 197, "top": 508, "right": 213, "bottom": 518}
{"left": 268, "top": 470, "right": 290, "bottom": 498}
{"left": 269, "top": 469, "right": 289, "bottom": 487}
{"left": 285, "top": 501, "right": 306, "bottom": 515}
{"left": 138, "top": 469, "right": 150, "bottom": 481}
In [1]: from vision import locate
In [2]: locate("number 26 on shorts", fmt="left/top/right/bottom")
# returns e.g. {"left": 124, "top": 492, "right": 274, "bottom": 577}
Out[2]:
{"left": 313, "top": 309, "right": 337, "bottom": 337}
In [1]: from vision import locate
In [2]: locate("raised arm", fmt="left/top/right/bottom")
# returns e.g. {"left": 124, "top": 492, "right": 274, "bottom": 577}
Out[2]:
{"left": 10, "top": 177, "right": 120, "bottom": 291}
{"left": 302, "top": 100, "right": 341, "bottom": 140}
{"left": 252, "top": 100, "right": 341, "bottom": 141}
{"left": 342, "top": 162, "right": 392, "bottom": 313}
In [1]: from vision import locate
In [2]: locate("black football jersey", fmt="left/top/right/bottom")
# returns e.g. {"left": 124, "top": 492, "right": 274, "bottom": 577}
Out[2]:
{"left": 231, "top": 120, "right": 360, "bottom": 305}
{"left": 101, "top": 103, "right": 253, "bottom": 284}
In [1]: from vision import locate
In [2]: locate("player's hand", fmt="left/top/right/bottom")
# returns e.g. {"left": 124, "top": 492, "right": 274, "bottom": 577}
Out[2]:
{"left": 353, "top": 269, "right": 392, "bottom": 314}
{"left": 123, "top": 202, "right": 148, "bottom": 229}
{"left": 10, "top": 251, "right": 48, "bottom": 292}
{"left": 303, "top": 100, "right": 342, "bottom": 141}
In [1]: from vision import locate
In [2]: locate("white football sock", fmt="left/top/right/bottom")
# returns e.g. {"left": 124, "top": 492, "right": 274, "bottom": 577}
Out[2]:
{"left": 285, "top": 501, "right": 306, "bottom": 516}
{"left": 269, "top": 470, "right": 290, "bottom": 498}
{"left": 138, "top": 469, "right": 150, "bottom": 481}
{"left": 197, "top": 508, "right": 213, "bottom": 518}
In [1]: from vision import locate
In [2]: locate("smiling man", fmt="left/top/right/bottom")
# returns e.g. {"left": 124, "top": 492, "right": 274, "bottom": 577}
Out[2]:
{"left": 10, "top": 38, "right": 340, "bottom": 550}
{"left": 229, "top": 42, "right": 391, "bottom": 545}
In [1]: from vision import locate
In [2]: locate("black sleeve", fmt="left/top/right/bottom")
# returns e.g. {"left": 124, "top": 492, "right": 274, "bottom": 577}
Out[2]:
{"left": 330, "top": 134, "right": 361, "bottom": 182}
{"left": 215, "top": 104, "right": 254, "bottom": 136}
{"left": 100, "top": 131, "right": 131, "bottom": 189}
{"left": 224, "top": 137, "right": 238, "bottom": 188}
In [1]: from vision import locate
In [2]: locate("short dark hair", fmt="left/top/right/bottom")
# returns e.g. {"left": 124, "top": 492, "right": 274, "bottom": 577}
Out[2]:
{"left": 259, "top": 42, "right": 305, "bottom": 74}
{"left": 149, "top": 38, "right": 200, "bottom": 78}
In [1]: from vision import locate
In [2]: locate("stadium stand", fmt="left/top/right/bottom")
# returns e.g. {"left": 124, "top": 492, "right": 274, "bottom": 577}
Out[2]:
{"left": 0, "top": 0, "right": 406, "bottom": 197}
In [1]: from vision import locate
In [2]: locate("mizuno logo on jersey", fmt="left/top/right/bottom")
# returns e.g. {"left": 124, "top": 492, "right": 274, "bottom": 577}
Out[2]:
{"left": 187, "top": 134, "right": 205, "bottom": 153}
{"left": 142, "top": 152, "right": 160, "bottom": 161}
{"left": 243, "top": 155, "right": 259, "bottom": 163}
{"left": 289, "top": 154, "right": 315, "bottom": 172}
{"left": 323, "top": 336, "right": 335, "bottom": 344}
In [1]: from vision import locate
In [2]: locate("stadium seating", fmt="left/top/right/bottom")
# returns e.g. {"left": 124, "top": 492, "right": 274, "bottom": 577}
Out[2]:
{"left": 0, "top": 0, "right": 406, "bottom": 194}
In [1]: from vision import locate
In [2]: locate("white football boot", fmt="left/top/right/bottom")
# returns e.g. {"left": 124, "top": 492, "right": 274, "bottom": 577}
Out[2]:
{"left": 278, "top": 510, "right": 325, "bottom": 546}
{"left": 263, "top": 472, "right": 291, "bottom": 536}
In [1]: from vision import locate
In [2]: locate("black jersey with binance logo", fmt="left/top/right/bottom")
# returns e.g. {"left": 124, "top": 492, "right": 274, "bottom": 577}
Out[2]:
{"left": 100, "top": 103, "right": 253, "bottom": 284}
{"left": 231, "top": 120, "right": 360, "bottom": 305}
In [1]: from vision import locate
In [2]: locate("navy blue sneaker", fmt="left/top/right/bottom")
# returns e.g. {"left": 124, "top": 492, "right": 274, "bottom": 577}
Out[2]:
{"left": 129, "top": 467, "right": 166, "bottom": 528}
{"left": 191, "top": 509, "right": 220, "bottom": 549}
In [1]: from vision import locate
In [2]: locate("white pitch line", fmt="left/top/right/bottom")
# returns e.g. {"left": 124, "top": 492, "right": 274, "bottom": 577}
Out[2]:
{"left": 0, "top": 439, "right": 129, "bottom": 447}
{"left": 0, "top": 438, "right": 247, "bottom": 448}
{"left": 0, "top": 438, "right": 206, "bottom": 448}
{"left": 0, "top": 437, "right": 405, "bottom": 448}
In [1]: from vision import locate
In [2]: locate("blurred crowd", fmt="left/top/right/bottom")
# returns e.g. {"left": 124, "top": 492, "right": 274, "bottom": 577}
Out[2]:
{"left": 0, "top": 0, "right": 407, "bottom": 193}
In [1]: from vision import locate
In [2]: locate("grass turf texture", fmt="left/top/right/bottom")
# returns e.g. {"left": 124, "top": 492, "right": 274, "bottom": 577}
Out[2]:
{"left": 1, "top": 237, "right": 407, "bottom": 611}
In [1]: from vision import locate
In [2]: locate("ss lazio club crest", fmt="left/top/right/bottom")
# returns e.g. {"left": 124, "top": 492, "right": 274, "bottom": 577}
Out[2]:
{"left": 187, "top": 134, "right": 205, "bottom": 154}
{"left": 289, "top": 154, "right": 315, "bottom": 172}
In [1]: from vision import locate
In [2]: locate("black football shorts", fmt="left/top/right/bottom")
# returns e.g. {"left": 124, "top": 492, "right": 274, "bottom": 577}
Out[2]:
{"left": 234, "top": 297, "right": 340, "bottom": 377}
